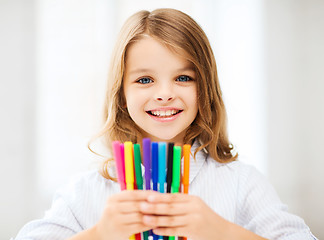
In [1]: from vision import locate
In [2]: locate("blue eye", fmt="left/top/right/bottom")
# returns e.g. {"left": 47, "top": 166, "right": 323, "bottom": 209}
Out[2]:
{"left": 176, "top": 75, "right": 191, "bottom": 82}
{"left": 137, "top": 77, "right": 153, "bottom": 84}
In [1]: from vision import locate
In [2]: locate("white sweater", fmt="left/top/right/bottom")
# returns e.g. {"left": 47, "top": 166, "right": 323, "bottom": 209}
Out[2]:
{"left": 14, "top": 143, "right": 317, "bottom": 240}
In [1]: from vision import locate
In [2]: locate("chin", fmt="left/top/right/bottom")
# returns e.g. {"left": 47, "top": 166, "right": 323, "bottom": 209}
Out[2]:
{"left": 150, "top": 133, "right": 184, "bottom": 143}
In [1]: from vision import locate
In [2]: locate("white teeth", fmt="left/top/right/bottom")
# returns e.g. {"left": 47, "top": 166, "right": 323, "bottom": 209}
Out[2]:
{"left": 150, "top": 110, "right": 179, "bottom": 117}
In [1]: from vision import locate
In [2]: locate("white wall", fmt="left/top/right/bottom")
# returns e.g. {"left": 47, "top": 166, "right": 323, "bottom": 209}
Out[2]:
{"left": 1, "top": 0, "right": 323, "bottom": 239}
{"left": 1, "top": 0, "right": 116, "bottom": 238}
{"left": 265, "top": 0, "right": 324, "bottom": 237}
{"left": 35, "top": 0, "right": 116, "bottom": 198}
{"left": 0, "top": 0, "right": 37, "bottom": 236}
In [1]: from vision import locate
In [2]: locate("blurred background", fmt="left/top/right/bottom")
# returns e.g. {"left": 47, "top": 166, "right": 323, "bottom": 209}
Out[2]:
{"left": 1, "top": 0, "right": 323, "bottom": 239}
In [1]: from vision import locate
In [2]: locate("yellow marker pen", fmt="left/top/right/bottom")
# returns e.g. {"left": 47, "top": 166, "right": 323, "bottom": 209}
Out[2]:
{"left": 124, "top": 141, "right": 134, "bottom": 190}
{"left": 124, "top": 141, "right": 135, "bottom": 240}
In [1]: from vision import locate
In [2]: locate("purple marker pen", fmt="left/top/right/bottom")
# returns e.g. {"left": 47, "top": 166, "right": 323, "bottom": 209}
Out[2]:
{"left": 143, "top": 138, "right": 151, "bottom": 190}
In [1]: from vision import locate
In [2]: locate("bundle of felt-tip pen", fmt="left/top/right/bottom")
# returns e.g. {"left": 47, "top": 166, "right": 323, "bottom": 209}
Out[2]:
{"left": 112, "top": 138, "right": 191, "bottom": 240}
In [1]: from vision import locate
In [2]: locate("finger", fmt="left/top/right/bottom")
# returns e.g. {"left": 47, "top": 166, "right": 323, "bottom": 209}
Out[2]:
{"left": 109, "top": 212, "right": 154, "bottom": 235}
{"left": 146, "top": 193, "right": 190, "bottom": 203}
{"left": 114, "top": 221, "right": 152, "bottom": 238}
{"left": 118, "top": 201, "right": 143, "bottom": 214}
{"left": 140, "top": 201, "right": 188, "bottom": 215}
{"left": 124, "top": 222, "right": 153, "bottom": 234}
{"left": 104, "top": 200, "right": 143, "bottom": 217}
{"left": 110, "top": 190, "right": 155, "bottom": 202}
{"left": 118, "top": 212, "right": 144, "bottom": 224}
{"left": 142, "top": 214, "right": 189, "bottom": 228}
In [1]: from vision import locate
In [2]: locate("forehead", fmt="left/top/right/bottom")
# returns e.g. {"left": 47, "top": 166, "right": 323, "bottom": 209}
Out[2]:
{"left": 125, "top": 36, "right": 194, "bottom": 72}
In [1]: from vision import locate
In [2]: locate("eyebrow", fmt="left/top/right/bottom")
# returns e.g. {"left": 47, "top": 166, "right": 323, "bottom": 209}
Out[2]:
{"left": 127, "top": 68, "right": 152, "bottom": 75}
{"left": 128, "top": 66, "right": 195, "bottom": 75}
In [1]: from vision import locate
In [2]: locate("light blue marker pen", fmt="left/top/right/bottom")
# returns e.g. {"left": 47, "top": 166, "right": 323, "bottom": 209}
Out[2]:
{"left": 158, "top": 142, "right": 166, "bottom": 193}
{"left": 158, "top": 142, "right": 166, "bottom": 240}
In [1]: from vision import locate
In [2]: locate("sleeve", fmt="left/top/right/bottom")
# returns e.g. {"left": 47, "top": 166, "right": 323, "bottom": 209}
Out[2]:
{"left": 13, "top": 191, "right": 83, "bottom": 240}
{"left": 13, "top": 175, "right": 89, "bottom": 240}
{"left": 236, "top": 165, "right": 318, "bottom": 240}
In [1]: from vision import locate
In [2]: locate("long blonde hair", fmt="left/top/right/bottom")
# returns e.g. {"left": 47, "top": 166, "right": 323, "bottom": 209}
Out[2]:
{"left": 90, "top": 8, "right": 238, "bottom": 180}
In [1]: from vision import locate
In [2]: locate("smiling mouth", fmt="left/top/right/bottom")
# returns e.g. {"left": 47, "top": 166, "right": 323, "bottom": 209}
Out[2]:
{"left": 147, "top": 109, "right": 183, "bottom": 117}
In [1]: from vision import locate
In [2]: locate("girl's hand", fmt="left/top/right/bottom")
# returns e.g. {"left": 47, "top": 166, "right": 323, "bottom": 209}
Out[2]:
{"left": 93, "top": 190, "right": 153, "bottom": 240}
{"left": 139, "top": 192, "right": 265, "bottom": 240}
{"left": 139, "top": 192, "right": 230, "bottom": 240}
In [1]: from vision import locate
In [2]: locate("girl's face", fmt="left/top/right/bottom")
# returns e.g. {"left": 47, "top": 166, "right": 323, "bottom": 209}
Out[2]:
{"left": 123, "top": 36, "right": 198, "bottom": 144}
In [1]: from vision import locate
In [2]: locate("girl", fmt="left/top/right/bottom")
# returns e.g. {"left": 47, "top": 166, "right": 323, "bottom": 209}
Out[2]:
{"left": 14, "top": 8, "right": 316, "bottom": 240}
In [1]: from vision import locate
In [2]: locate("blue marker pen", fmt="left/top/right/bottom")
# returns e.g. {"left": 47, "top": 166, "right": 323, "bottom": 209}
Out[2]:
{"left": 152, "top": 142, "right": 159, "bottom": 192}
{"left": 152, "top": 142, "right": 160, "bottom": 240}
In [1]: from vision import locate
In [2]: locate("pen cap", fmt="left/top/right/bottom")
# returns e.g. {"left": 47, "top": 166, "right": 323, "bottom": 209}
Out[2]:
{"left": 158, "top": 142, "right": 166, "bottom": 183}
{"left": 166, "top": 143, "right": 174, "bottom": 182}
{"left": 152, "top": 142, "right": 159, "bottom": 184}
{"left": 143, "top": 138, "right": 151, "bottom": 190}
{"left": 166, "top": 142, "right": 174, "bottom": 193}
{"left": 183, "top": 144, "right": 191, "bottom": 185}
{"left": 133, "top": 143, "right": 143, "bottom": 186}
{"left": 112, "top": 141, "right": 125, "bottom": 188}
{"left": 172, "top": 146, "right": 181, "bottom": 188}
{"left": 124, "top": 141, "right": 134, "bottom": 185}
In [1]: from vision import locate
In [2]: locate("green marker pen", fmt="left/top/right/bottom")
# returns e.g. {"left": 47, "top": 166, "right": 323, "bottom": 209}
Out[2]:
{"left": 172, "top": 146, "right": 181, "bottom": 193}
{"left": 170, "top": 146, "right": 181, "bottom": 240}
{"left": 133, "top": 144, "right": 143, "bottom": 190}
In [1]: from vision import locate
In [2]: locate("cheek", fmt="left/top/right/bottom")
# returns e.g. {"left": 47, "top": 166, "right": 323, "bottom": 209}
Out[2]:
{"left": 124, "top": 91, "right": 144, "bottom": 119}
{"left": 125, "top": 100, "right": 137, "bottom": 115}
{"left": 188, "top": 88, "right": 198, "bottom": 108}
{"left": 125, "top": 102, "right": 140, "bottom": 125}
{"left": 124, "top": 89, "right": 136, "bottom": 109}
{"left": 124, "top": 87, "right": 145, "bottom": 104}
{"left": 190, "top": 92, "right": 199, "bottom": 118}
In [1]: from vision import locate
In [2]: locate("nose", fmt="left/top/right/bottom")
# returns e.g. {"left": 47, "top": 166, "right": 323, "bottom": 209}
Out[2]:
{"left": 156, "top": 96, "right": 173, "bottom": 101}
{"left": 155, "top": 82, "right": 174, "bottom": 102}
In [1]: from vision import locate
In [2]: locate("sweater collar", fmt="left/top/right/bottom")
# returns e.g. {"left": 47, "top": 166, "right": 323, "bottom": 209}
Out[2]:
{"left": 188, "top": 140, "right": 208, "bottom": 184}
